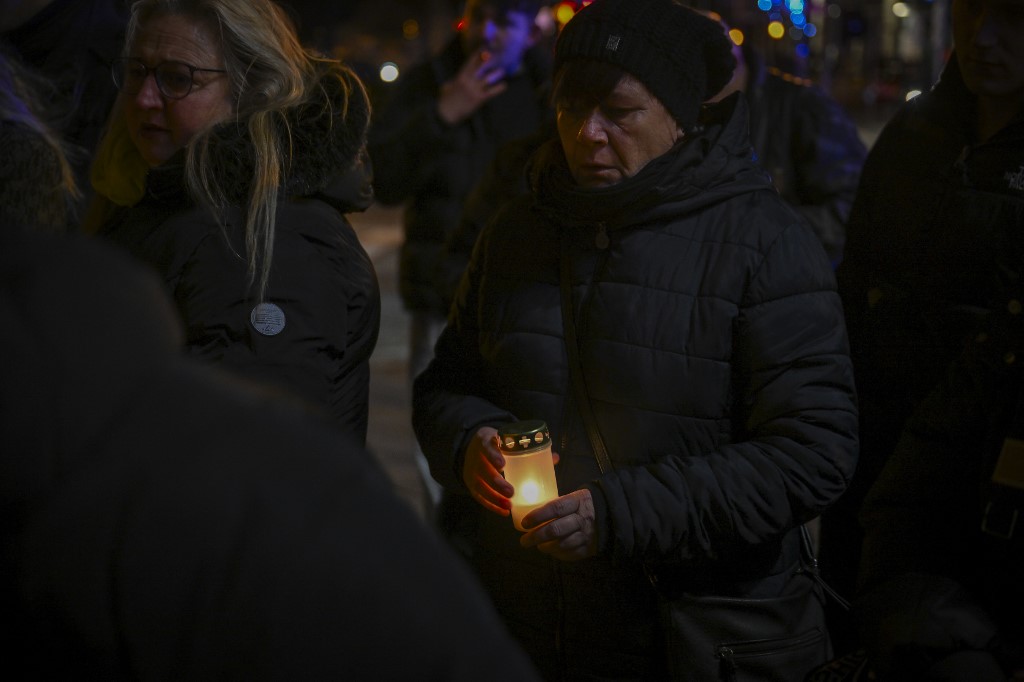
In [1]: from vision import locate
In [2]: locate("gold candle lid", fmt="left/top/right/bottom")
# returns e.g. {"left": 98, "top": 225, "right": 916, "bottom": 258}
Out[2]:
{"left": 497, "top": 420, "right": 551, "bottom": 454}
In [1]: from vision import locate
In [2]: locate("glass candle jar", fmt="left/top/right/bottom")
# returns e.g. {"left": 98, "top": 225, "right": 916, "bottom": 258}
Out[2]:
{"left": 498, "top": 420, "right": 559, "bottom": 531}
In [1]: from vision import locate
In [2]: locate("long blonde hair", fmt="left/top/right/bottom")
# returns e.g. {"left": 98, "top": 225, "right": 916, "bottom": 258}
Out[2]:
{"left": 124, "top": 0, "right": 341, "bottom": 299}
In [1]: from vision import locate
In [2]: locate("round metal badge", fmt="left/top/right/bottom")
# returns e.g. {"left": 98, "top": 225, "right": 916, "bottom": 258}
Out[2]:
{"left": 250, "top": 302, "right": 286, "bottom": 336}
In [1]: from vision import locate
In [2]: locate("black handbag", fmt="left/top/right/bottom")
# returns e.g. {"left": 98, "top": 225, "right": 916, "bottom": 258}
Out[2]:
{"left": 653, "top": 529, "right": 835, "bottom": 681}
{"left": 559, "top": 243, "right": 837, "bottom": 681}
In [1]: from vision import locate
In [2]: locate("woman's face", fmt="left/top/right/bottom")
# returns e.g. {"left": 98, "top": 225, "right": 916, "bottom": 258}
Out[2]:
{"left": 122, "top": 13, "right": 234, "bottom": 167}
{"left": 557, "top": 73, "right": 683, "bottom": 189}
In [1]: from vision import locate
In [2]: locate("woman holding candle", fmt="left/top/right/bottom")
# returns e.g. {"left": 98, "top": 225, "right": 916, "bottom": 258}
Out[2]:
{"left": 412, "top": 0, "right": 858, "bottom": 678}
{"left": 89, "top": 0, "right": 380, "bottom": 445}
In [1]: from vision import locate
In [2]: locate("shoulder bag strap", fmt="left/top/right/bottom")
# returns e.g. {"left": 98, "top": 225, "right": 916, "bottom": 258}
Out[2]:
{"left": 559, "top": 237, "right": 613, "bottom": 474}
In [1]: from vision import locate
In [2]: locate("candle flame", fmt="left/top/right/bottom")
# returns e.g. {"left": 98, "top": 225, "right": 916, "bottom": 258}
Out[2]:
{"left": 521, "top": 480, "right": 540, "bottom": 504}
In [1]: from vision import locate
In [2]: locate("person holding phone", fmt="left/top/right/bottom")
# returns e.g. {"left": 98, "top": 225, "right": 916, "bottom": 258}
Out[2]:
{"left": 368, "top": 0, "right": 553, "bottom": 521}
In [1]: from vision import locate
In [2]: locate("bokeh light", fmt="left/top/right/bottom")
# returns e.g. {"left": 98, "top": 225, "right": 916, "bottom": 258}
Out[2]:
{"left": 555, "top": 1, "right": 576, "bottom": 25}
{"left": 379, "top": 62, "right": 399, "bottom": 83}
{"left": 402, "top": 19, "right": 419, "bottom": 40}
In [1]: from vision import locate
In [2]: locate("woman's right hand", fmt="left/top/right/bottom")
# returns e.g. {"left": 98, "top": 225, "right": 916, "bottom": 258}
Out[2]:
{"left": 462, "top": 426, "right": 513, "bottom": 516}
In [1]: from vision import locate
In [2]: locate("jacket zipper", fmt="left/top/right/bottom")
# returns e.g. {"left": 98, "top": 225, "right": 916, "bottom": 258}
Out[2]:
{"left": 560, "top": 226, "right": 612, "bottom": 458}
{"left": 715, "top": 627, "right": 826, "bottom": 681}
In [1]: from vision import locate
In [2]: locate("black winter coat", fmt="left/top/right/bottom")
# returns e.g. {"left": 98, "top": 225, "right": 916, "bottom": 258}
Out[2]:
{"left": 101, "top": 67, "right": 380, "bottom": 445}
{"left": 368, "top": 36, "right": 551, "bottom": 314}
{"left": 858, "top": 300, "right": 1024, "bottom": 679}
{"left": 828, "top": 56, "right": 1024, "bottom": 596}
{"left": 413, "top": 95, "right": 859, "bottom": 679}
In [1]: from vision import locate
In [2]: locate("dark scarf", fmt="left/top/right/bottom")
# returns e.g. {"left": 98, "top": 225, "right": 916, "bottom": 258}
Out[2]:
{"left": 530, "top": 137, "right": 692, "bottom": 229}
{"left": 530, "top": 93, "right": 768, "bottom": 230}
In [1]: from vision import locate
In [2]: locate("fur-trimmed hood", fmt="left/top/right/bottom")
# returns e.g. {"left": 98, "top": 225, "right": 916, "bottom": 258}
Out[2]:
{"left": 147, "top": 61, "right": 373, "bottom": 212}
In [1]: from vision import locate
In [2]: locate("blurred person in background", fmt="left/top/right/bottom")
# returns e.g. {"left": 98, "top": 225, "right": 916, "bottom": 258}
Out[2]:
{"left": 414, "top": 0, "right": 858, "bottom": 678}
{"left": 89, "top": 0, "right": 381, "bottom": 446}
{"left": 435, "top": 119, "right": 556, "bottom": 329}
{"left": 367, "top": 0, "right": 552, "bottom": 518}
{"left": 824, "top": 0, "right": 1024, "bottom": 655}
{"left": 0, "top": 45, "right": 80, "bottom": 232}
{"left": 1, "top": 0, "right": 127, "bottom": 225}
{"left": 707, "top": 11, "right": 867, "bottom": 268}
{"left": 0, "top": 51, "right": 543, "bottom": 681}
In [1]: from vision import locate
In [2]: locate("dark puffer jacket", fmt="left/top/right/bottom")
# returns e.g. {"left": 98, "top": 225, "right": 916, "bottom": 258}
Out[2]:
{"left": 368, "top": 36, "right": 551, "bottom": 315}
{"left": 857, "top": 299, "right": 1024, "bottom": 680}
{"left": 101, "top": 64, "right": 380, "bottom": 445}
{"left": 826, "top": 56, "right": 1024, "bottom": 600}
{"left": 413, "top": 94, "right": 858, "bottom": 679}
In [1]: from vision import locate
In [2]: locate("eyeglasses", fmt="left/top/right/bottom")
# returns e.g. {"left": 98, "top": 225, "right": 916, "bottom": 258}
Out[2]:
{"left": 111, "top": 57, "right": 227, "bottom": 100}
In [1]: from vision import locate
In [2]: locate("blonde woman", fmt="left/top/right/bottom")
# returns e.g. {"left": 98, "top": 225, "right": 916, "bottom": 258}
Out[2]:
{"left": 93, "top": 0, "right": 379, "bottom": 444}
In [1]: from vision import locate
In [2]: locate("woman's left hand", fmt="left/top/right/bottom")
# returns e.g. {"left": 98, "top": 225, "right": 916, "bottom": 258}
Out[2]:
{"left": 519, "top": 489, "right": 597, "bottom": 561}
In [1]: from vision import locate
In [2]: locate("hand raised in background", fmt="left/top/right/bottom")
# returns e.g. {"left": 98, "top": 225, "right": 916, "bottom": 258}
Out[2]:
{"left": 437, "top": 50, "right": 507, "bottom": 126}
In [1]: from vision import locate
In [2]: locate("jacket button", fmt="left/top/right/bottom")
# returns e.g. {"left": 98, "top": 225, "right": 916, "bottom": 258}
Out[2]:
{"left": 1009, "top": 300, "right": 1022, "bottom": 315}
{"left": 1006, "top": 352, "right": 1016, "bottom": 365}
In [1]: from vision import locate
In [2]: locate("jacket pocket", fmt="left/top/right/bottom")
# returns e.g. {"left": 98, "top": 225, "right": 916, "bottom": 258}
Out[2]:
{"left": 659, "top": 564, "right": 832, "bottom": 681}
{"left": 715, "top": 626, "right": 828, "bottom": 681}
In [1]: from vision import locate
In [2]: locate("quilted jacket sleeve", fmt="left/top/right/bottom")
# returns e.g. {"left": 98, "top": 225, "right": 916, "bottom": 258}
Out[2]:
{"left": 587, "top": 222, "right": 859, "bottom": 563}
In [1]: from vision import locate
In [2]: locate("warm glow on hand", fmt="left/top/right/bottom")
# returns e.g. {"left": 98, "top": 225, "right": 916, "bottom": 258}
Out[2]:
{"left": 519, "top": 489, "right": 597, "bottom": 561}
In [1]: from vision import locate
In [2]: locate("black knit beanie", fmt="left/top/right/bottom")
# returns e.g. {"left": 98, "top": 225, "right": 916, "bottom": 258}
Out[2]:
{"left": 553, "top": 0, "right": 736, "bottom": 128}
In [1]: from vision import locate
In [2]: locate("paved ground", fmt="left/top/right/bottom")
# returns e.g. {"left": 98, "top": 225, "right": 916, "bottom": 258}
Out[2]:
{"left": 349, "top": 205, "right": 431, "bottom": 521}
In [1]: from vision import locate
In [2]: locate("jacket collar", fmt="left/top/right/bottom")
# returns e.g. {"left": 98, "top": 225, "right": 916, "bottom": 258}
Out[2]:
{"left": 530, "top": 93, "right": 772, "bottom": 230}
